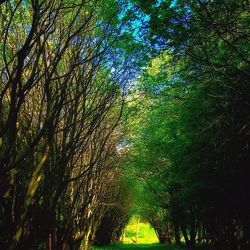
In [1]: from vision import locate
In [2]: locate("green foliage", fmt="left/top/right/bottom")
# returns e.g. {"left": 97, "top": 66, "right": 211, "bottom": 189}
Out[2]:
{"left": 125, "top": 0, "right": 250, "bottom": 249}
{"left": 0, "top": 0, "right": 249, "bottom": 249}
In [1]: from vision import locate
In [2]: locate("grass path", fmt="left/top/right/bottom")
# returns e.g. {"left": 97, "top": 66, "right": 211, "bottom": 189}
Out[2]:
{"left": 93, "top": 243, "right": 184, "bottom": 250}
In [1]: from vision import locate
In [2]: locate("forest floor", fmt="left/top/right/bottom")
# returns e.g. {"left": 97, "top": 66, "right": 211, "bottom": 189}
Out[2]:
{"left": 93, "top": 244, "right": 213, "bottom": 250}
{"left": 92, "top": 217, "right": 192, "bottom": 250}
{"left": 92, "top": 217, "right": 185, "bottom": 250}
{"left": 93, "top": 243, "right": 184, "bottom": 250}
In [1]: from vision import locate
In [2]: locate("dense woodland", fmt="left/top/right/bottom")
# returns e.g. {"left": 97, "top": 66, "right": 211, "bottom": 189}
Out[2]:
{"left": 0, "top": 0, "right": 249, "bottom": 250}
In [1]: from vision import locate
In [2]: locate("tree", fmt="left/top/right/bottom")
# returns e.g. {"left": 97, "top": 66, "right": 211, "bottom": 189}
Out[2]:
{"left": 128, "top": 0, "right": 250, "bottom": 249}
{"left": 0, "top": 1, "right": 135, "bottom": 249}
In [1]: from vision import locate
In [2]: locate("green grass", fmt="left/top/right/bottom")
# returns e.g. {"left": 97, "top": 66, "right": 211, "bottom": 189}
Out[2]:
{"left": 122, "top": 216, "right": 158, "bottom": 244}
{"left": 92, "top": 216, "right": 183, "bottom": 250}
{"left": 93, "top": 243, "right": 184, "bottom": 250}
{"left": 93, "top": 217, "right": 185, "bottom": 250}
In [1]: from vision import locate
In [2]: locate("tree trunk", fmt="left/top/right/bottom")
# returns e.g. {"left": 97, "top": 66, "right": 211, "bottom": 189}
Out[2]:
{"left": 135, "top": 216, "right": 140, "bottom": 243}
{"left": 174, "top": 224, "right": 181, "bottom": 245}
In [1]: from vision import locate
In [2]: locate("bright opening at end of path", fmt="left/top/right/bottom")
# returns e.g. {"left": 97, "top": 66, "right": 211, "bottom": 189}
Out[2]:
{"left": 122, "top": 216, "right": 158, "bottom": 244}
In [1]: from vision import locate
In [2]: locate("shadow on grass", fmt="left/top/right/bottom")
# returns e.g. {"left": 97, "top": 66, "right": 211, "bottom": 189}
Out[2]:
{"left": 93, "top": 243, "right": 184, "bottom": 250}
